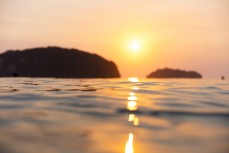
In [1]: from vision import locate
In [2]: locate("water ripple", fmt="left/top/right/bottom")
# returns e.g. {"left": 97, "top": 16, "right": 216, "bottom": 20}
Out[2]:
{"left": 0, "top": 78, "right": 228, "bottom": 153}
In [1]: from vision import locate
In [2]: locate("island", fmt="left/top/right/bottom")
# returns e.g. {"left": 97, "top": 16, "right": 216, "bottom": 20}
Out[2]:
{"left": 147, "top": 68, "right": 202, "bottom": 78}
{"left": 0, "top": 46, "right": 121, "bottom": 78}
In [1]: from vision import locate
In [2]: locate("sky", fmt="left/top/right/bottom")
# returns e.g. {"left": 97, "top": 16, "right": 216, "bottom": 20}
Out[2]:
{"left": 0, "top": 0, "right": 228, "bottom": 78}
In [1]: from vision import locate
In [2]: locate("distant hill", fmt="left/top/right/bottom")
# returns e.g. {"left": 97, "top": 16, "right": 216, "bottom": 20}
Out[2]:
{"left": 147, "top": 68, "right": 202, "bottom": 78}
{"left": 0, "top": 46, "right": 121, "bottom": 78}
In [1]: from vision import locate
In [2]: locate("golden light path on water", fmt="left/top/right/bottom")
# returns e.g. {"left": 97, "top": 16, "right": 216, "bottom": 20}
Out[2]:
{"left": 127, "top": 101, "right": 138, "bottom": 111}
{"left": 128, "top": 77, "right": 139, "bottom": 83}
{"left": 125, "top": 77, "right": 140, "bottom": 153}
{"left": 125, "top": 133, "right": 134, "bottom": 153}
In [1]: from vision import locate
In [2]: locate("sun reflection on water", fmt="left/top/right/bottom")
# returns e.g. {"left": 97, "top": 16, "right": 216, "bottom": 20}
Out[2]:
{"left": 128, "top": 114, "right": 135, "bottom": 122}
{"left": 133, "top": 117, "right": 139, "bottom": 126}
{"left": 128, "top": 77, "right": 139, "bottom": 83}
{"left": 125, "top": 133, "right": 134, "bottom": 153}
{"left": 125, "top": 77, "right": 140, "bottom": 153}
{"left": 128, "top": 114, "right": 139, "bottom": 126}
{"left": 132, "top": 86, "right": 139, "bottom": 90}
{"left": 127, "top": 101, "right": 137, "bottom": 111}
{"left": 128, "top": 95, "right": 138, "bottom": 101}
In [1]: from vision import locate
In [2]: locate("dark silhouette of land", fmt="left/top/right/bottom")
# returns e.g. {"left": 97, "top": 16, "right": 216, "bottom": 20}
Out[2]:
{"left": 147, "top": 68, "right": 202, "bottom": 78}
{"left": 0, "top": 46, "right": 120, "bottom": 78}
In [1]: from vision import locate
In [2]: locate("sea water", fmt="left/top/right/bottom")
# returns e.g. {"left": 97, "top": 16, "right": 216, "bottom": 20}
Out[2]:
{"left": 0, "top": 78, "right": 228, "bottom": 153}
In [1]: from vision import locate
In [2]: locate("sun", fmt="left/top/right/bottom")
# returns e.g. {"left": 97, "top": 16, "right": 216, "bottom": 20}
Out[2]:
{"left": 130, "top": 41, "right": 140, "bottom": 52}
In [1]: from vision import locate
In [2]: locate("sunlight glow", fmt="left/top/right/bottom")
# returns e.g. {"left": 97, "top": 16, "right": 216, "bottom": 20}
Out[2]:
{"left": 125, "top": 133, "right": 134, "bottom": 153}
{"left": 130, "top": 41, "right": 140, "bottom": 52}
{"left": 128, "top": 77, "right": 139, "bottom": 83}
{"left": 128, "top": 114, "right": 139, "bottom": 126}
{"left": 134, "top": 117, "right": 139, "bottom": 126}
{"left": 127, "top": 101, "right": 137, "bottom": 111}
{"left": 132, "top": 86, "right": 139, "bottom": 90}
{"left": 128, "top": 95, "right": 138, "bottom": 101}
{"left": 128, "top": 114, "right": 135, "bottom": 122}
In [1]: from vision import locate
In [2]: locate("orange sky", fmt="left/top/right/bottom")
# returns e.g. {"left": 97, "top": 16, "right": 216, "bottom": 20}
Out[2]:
{"left": 0, "top": 0, "right": 228, "bottom": 78}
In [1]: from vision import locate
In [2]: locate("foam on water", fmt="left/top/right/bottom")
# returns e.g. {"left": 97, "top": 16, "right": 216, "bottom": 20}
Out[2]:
{"left": 0, "top": 78, "right": 229, "bottom": 153}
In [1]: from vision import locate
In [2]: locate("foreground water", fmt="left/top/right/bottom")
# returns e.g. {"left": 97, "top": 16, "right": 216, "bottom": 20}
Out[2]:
{"left": 0, "top": 78, "right": 228, "bottom": 153}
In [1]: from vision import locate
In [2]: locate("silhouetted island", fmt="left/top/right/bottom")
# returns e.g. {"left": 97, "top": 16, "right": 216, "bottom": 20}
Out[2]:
{"left": 147, "top": 68, "right": 202, "bottom": 78}
{"left": 0, "top": 46, "right": 121, "bottom": 78}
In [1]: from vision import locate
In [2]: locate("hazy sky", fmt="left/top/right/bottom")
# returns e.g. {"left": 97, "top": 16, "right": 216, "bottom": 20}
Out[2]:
{"left": 0, "top": 0, "right": 228, "bottom": 78}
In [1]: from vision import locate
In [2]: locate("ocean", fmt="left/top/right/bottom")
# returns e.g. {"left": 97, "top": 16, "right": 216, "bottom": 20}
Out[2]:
{"left": 0, "top": 78, "right": 228, "bottom": 153}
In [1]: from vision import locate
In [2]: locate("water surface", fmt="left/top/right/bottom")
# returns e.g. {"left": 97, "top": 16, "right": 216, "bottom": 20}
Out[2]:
{"left": 0, "top": 78, "right": 229, "bottom": 153}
